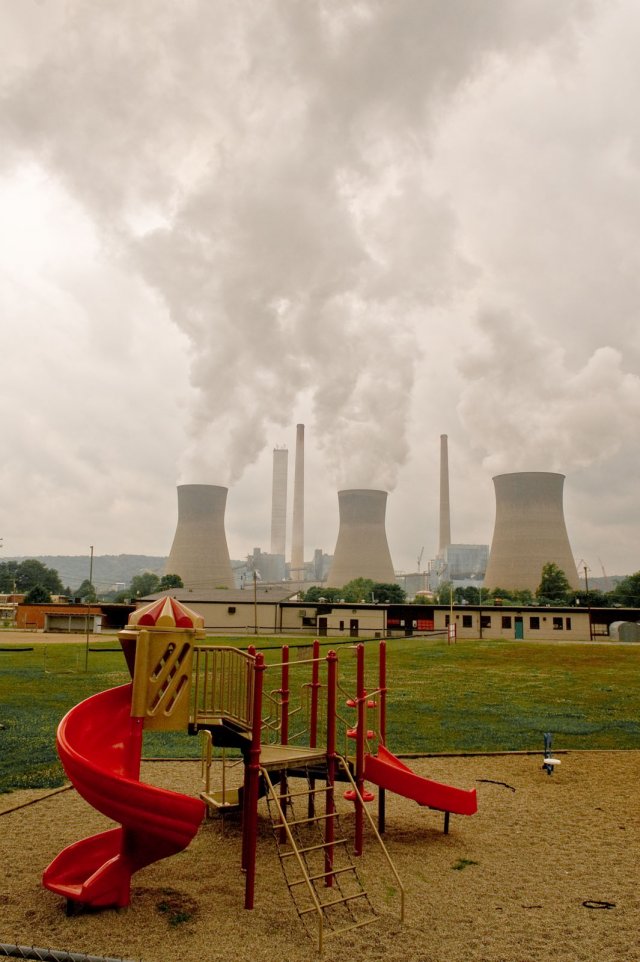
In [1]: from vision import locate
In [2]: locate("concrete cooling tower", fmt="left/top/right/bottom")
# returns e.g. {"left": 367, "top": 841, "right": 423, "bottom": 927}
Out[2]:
{"left": 166, "top": 484, "right": 234, "bottom": 589}
{"left": 326, "top": 489, "right": 396, "bottom": 588}
{"left": 483, "top": 472, "right": 579, "bottom": 592}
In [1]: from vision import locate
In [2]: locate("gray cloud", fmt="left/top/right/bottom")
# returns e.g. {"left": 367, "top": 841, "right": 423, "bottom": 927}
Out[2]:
{"left": 4, "top": 0, "right": 639, "bottom": 577}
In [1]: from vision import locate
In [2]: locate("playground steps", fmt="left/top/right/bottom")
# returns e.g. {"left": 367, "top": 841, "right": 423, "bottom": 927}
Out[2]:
{"left": 262, "top": 765, "right": 378, "bottom": 953}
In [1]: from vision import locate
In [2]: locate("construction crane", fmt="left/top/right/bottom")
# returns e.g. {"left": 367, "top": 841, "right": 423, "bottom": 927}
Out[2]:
{"left": 598, "top": 558, "right": 611, "bottom": 592}
{"left": 417, "top": 547, "right": 424, "bottom": 573}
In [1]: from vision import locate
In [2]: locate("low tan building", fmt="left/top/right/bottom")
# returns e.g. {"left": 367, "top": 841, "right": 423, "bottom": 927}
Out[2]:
{"left": 16, "top": 603, "right": 103, "bottom": 632}
{"left": 436, "top": 604, "right": 592, "bottom": 642}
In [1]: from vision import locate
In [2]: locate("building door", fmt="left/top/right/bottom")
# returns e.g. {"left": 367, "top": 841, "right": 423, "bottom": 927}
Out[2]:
{"left": 349, "top": 619, "right": 359, "bottom": 638}
{"left": 515, "top": 616, "right": 524, "bottom": 639}
{"left": 318, "top": 617, "right": 328, "bottom": 637}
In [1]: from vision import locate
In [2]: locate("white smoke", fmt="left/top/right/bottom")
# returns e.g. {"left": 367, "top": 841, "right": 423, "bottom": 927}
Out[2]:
{"left": 0, "top": 0, "right": 595, "bottom": 496}
{"left": 458, "top": 308, "right": 640, "bottom": 475}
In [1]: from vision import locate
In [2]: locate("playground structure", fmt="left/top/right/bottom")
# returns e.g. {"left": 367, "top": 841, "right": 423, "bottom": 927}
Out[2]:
{"left": 43, "top": 597, "right": 477, "bottom": 952}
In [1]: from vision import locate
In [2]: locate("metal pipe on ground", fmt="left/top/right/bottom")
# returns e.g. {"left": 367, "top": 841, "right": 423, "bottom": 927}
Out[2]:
{"left": 0, "top": 945, "right": 137, "bottom": 962}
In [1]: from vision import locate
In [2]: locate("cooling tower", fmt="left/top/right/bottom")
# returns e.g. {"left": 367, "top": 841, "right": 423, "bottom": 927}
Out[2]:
{"left": 290, "top": 423, "right": 305, "bottom": 579}
{"left": 270, "top": 447, "right": 288, "bottom": 556}
{"left": 326, "top": 489, "right": 396, "bottom": 588}
{"left": 439, "top": 434, "right": 451, "bottom": 552}
{"left": 166, "top": 484, "right": 234, "bottom": 589}
{"left": 483, "top": 472, "right": 579, "bottom": 592}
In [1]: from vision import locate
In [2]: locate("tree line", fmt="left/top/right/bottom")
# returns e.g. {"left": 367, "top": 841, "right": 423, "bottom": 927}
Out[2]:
{"left": 3, "top": 556, "right": 640, "bottom": 609}
{"left": 428, "top": 563, "right": 640, "bottom": 608}
{"left": 0, "top": 559, "right": 182, "bottom": 605}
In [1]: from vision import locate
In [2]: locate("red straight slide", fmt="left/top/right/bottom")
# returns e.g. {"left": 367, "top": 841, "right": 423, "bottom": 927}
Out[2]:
{"left": 43, "top": 684, "right": 205, "bottom": 909}
{"left": 364, "top": 744, "right": 477, "bottom": 816}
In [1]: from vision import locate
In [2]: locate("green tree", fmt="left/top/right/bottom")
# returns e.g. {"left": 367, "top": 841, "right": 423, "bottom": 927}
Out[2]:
{"left": 299, "top": 586, "right": 342, "bottom": 603}
{"left": 608, "top": 571, "right": 640, "bottom": 607}
{"left": 129, "top": 572, "right": 161, "bottom": 598}
{"left": 433, "top": 581, "right": 454, "bottom": 605}
{"left": 76, "top": 578, "right": 97, "bottom": 602}
{"left": 510, "top": 588, "right": 535, "bottom": 605}
{"left": 158, "top": 573, "right": 184, "bottom": 591}
{"left": 24, "top": 584, "right": 52, "bottom": 604}
{"left": 341, "top": 578, "right": 377, "bottom": 603}
{"left": 14, "top": 559, "right": 63, "bottom": 594}
{"left": 370, "top": 582, "right": 406, "bottom": 603}
{"left": 536, "top": 562, "right": 572, "bottom": 603}
{"left": 0, "top": 561, "right": 19, "bottom": 592}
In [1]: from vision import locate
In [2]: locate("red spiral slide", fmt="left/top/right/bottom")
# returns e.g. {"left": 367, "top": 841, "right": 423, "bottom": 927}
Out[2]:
{"left": 43, "top": 683, "right": 205, "bottom": 909}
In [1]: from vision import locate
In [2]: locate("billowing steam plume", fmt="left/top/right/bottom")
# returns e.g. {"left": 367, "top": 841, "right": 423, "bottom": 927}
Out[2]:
{"left": 0, "top": 1, "right": 594, "bottom": 494}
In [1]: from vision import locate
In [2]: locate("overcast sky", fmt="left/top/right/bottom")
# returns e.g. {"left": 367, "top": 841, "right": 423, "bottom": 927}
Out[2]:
{"left": 1, "top": 0, "right": 639, "bottom": 578}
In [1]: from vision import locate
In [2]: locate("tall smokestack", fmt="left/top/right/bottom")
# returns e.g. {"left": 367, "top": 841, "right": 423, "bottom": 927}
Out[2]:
{"left": 166, "top": 484, "right": 234, "bottom": 589}
{"left": 290, "top": 423, "right": 305, "bottom": 580}
{"left": 326, "top": 489, "right": 396, "bottom": 588}
{"left": 439, "top": 434, "right": 451, "bottom": 553}
{"left": 270, "top": 447, "right": 288, "bottom": 557}
{"left": 483, "top": 472, "right": 579, "bottom": 592}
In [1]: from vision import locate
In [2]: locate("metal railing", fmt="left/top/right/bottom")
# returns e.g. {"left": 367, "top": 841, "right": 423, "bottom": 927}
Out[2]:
{"left": 192, "top": 645, "right": 255, "bottom": 729}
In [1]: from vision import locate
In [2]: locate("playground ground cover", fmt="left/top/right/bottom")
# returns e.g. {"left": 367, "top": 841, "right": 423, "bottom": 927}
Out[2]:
{"left": 1, "top": 752, "right": 638, "bottom": 962}
{"left": 1, "top": 634, "right": 638, "bottom": 793}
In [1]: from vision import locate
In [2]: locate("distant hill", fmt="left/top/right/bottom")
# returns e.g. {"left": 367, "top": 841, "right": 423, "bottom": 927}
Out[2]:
{"left": 5, "top": 555, "right": 167, "bottom": 592}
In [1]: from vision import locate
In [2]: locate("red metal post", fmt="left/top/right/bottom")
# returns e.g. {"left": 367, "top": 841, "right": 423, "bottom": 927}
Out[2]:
{"left": 309, "top": 639, "right": 320, "bottom": 749}
{"left": 325, "top": 649, "right": 337, "bottom": 885}
{"left": 243, "top": 651, "right": 265, "bottom": 909}
{"left": 354, "top": 643, "right": 365, "bottom": 856}
{"left": 308, "top": 639, "right": 320, "bottom": 820}
{"left": 280, "top": 645, "right": 290, "bottom": 746}
{"left": 120, "top": 710, "right": 145, "bottom": 900}
{"left": 279, "top": 646, "right": 290, "bottom": 842}
{"left": 378, "top": 640, "right": 387, "bottom": 834}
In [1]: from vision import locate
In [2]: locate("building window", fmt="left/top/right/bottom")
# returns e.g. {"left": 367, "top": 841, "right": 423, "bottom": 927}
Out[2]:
{"left": 530, "top": 617, "right": 540, "bottom": 630}
{"left": 462, "top": 615, "right": 472, "bottom": 628}
{"left": 339, "top": 620, "right": 344, "bottom": 631}
{"left": 502, "top": 616, "right": 512, "bottom": 629}
{"left": 553, "top": 617, "right": 563, "bottom": 630}
{"left": 227, "top": 606, "right": 236, "bottom": 614}
{"left": 565, "top": 617, "right": 572, "bottom": 630}
{"left": 445, "top": 614, "right": 450, "bottom": 626}
{"left": 481, "top": 615, "right": 491, "bottom": 629}
{"left": 301, "top": 617, "right": 315, "bottom": 627}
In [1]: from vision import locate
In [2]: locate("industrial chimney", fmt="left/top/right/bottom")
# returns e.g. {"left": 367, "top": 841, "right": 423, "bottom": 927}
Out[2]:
{"left": 270, "top": 447, "right": 288, "bottom": 557}
{"left": 439, "top": 434, "right": 451, "bottom": 553}
{"left": 290, "top": 424, "right": 305, "bottom": 580}
{"left": 483, "top": 472, "right": 579, "bottom": 592}
{"left": 326, "top": 489, "right": 396, "bottom": 588}
{"left": 166, "top": 484, "right": 234, "bottom": 589}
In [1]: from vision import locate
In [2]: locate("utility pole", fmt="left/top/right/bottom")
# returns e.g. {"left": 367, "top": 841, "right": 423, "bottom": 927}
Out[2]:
{"left": 253, "top": 569, "right": 258, "bottom": 635}
{"left": 84, "top": 545, "right": 94, "bottom": 671}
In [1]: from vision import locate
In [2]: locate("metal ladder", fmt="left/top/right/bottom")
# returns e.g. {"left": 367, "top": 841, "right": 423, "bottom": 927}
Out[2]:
{"left": 262, "top": 761, "right": 404, "bottom": 954}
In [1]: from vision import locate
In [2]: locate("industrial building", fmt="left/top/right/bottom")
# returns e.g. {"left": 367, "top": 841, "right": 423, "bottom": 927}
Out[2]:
{"left": 137, "top": 588, "right": 638, "bottom": 643}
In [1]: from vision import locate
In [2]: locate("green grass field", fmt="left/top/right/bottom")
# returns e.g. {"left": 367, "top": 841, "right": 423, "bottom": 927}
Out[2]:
{"left": 0, "top": 636, "right": 638, "bottom": 793}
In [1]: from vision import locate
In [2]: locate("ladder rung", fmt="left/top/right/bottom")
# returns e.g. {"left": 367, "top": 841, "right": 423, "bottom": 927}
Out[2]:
{"left": 299, "top": 891, "right": 367, "bottom": 915}
{"left": 284, "top": 811, "right": 337, "bottom": 828}
{"left": 281, "top": 838, "right": 347, "bottom": 857}
{"left": 288, "top": 866, "right": 355, "bottom": 886}
{"left": 278, "top": 785, "right": 330, "bottom": 800}
{"left": 326, "top": 916, "right": 379, "bottom": 937}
